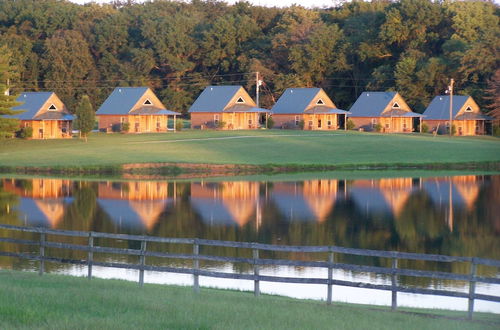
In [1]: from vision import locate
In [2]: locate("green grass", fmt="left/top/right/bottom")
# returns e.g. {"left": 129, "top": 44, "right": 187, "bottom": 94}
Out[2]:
{"left": 0, "top": 270, "right": 498, "bottom": 329}
{"left": 1, "top": 130, "right": 499, "bottom": 170}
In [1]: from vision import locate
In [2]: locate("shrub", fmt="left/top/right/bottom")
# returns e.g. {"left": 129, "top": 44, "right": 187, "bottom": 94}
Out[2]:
{"left": 374, "top": 123, "right": 382, "bottom": 132}
{"left": 421, "top": 122, "right": 429, "bottom": 133}
{"left": 346, "top": 119, "right": 355, "bottom": 130}
{"left": 266, "top": 116, "right": 274, "bottom": 129}
{"left": 298, "top": 120, "right": 305, "bottom": 129}
{"left": 175, "top": 120, "right": 183, "bottom": 131}
{"left": 216, "top": 121, "right": 226, "bottom": 129}
{"left": 493, "top": 125, "right": 500, "bottom": 137}
{"left": 17, "top": 126, "right": 33, "bottom": 139}
{"left": 121, "top": 122, "right": 130, "bottom": 133}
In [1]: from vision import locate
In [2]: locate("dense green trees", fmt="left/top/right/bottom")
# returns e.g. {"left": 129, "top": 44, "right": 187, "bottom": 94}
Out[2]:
{"left": 0, "top": 46, "right": 22, "bottom": 138}
{"left": 0, "top": 0, "right": 497, "bottom": 115}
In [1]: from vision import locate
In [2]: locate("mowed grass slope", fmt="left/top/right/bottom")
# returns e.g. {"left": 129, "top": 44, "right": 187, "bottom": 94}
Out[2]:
{"left": 1, "top": 130, "right": 499, "bottom": 167}
{"left": 0, "top": 271, "right": 498, "bottom": 330}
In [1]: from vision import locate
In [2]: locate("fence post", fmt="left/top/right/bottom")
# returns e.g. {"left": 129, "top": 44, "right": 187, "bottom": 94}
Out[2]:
{"left": 139, "top": 239, "right": 147, "bottom": 287}
{"left": 327, "top": 250, "right": 334, "bottom": 305}
{"left": 468, "top": 258, "right": 477, "bottom": 320}
{"left": 39, "top": 232, "right": 45, "bottom": 276}
{"left": 87, "top": 232, "right": 93, "bottom": 280}
{"left": 391, "top": 257, "right": 398, "bottom": 311}
{"left": 253, "top": 248, "right": 260, "bottom": 297}
{"left": 193, "top": 240, "right": 200, "bottom": 293}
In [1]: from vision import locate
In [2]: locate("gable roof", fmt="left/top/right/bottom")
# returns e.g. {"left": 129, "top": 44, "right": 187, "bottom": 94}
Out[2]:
{"left": 271, "top": 88, "right": 348, "bottom": 115}
{"left": 189, "top": 85, "right": 247, "bottom": 113}
{"left": 349, "top": 92, "right": 400, "bottom": 117}
{"left": 11, "top": 92, "right": 55, "bottom": 120}
{"left": 96, "top": 87, "right": 168, "bottom": 115}
{"left": 423, "top": 95, "right": 472, "bottom": 120}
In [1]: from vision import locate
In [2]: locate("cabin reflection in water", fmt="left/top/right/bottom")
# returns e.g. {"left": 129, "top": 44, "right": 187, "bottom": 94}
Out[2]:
{"left": 0, "top": 175, "right": 486, "bottom": 231}
{"left": 3, "top": 178, "right": 72, "bottom": 228}
{"left": 349, "top": 178, "right": 414, "bottom": 218}
{"left": 97, "top": 181, "right": 171, "bottom": 231}
{"left": 272, "top": 180, "right": 338, "bottom": 222}
{"left": 190, "top": 181, "right": 261, "bottom": 226}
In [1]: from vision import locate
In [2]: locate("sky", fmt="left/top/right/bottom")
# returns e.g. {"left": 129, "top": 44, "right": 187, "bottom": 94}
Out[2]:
{"left": 69, "top": 0, "right": 340, "bottom": 9}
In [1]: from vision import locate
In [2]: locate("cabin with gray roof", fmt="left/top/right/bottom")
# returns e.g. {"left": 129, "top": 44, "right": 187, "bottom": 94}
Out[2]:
{"left": 96, "top": 87, "right": 179, "bottom": 133}
{"left": 348, "top": 92, "right": 423, "bottom": 133}
{"left": 271, "top": 88, "right": 349, "bottom": 130}
{"left": 188, "top": 85, "right": 269, "bottom": 129}
{"left": 9, "top": 92, "right": 74, "bottom": 139}
{"left": 422, "top": 95, "right": 491, "bottom": 135}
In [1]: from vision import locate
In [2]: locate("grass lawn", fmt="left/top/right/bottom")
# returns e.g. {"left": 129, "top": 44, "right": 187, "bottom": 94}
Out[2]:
{"left": 0, "top": 270, "right": 498, "bottom": 329}
{"left": 0, "top": 130, "right": 499, "bottom": 169}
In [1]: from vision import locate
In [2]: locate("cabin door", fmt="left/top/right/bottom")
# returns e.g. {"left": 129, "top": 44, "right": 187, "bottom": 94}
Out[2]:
{"left": 317, "top": 118, "right": 322, "bottom": 129}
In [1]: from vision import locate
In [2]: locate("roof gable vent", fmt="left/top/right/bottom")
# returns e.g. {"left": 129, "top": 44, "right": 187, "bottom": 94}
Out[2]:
{"left": 316, "top": 99, "right": 325, "bottom": 105}
{"left": 144, "top": 99, "right": 152, "bottom": 105}
{"left": 48, "top": 104, "right": 57, "bottom": 111}
{"left": 465, "top": 106, "right": 473, "bottom": 112}
{"left": 236, "top": 97, "right": 245, "bottom": 104}
{"left": 392, "top": 102, "right": 400, "bottom": 108}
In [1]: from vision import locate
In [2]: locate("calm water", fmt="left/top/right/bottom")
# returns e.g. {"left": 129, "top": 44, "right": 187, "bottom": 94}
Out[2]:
{"left": 0, "top": 174, "right": 499, "bottom": 312}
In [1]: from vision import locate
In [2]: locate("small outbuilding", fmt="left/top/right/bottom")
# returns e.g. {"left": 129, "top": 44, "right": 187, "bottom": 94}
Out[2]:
{"left": 271, "top": 88, "right": 349, "bottom": 130}
{"left": 189, "top": 85, "right": 270, "bottom": 129}
{"left": 348, "top": 92, "right": 423, "bottom": 133}
{"left": 10, "top": 92, "right": 74, "bottom": 139}
{"left": 422, "top": 95, "right": 491, "bottom": 135}
{"left": 96, "top": 87, "right": 179, "bottom": 133}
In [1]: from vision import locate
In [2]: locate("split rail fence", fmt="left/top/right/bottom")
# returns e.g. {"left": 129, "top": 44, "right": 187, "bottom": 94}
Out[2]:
{"left": 0, "top": 224, "right": 499, "bottom": 320}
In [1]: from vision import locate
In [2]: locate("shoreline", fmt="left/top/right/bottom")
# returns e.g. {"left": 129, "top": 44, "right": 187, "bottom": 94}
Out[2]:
{"left": 1, "top": 161, "right": 499, "bottom": 178}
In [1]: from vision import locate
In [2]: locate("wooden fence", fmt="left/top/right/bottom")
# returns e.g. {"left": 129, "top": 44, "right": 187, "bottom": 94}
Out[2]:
{"left": 0, "top": 224, "right": 499, "bottom": 319}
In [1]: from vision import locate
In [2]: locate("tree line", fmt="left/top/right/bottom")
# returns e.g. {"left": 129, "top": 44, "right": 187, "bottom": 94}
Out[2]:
{"left": 0, "top": 0, "right": 498, "bottom": 117}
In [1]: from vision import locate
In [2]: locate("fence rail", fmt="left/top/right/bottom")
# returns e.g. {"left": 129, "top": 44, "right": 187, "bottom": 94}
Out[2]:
{"left": 0, "top": 223, "right": 498, "bottom": 319}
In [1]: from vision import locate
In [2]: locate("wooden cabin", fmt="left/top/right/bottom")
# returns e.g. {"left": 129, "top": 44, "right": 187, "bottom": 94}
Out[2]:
{"left": 96, "top": 87, "right": 179, "bottom": 133}
{"left": 422, "top": 95, "right": 491, "bottom": 135}
{"left": 271, "top": 88, "right": 349, "bottom": 130}
{"left": 10, "top": 92, "right": 74, "bottom": 139}
{"left": 189, "top": 86, "right": 270, "bottom": 130}
{"left": 348, "top": 92, "right": 423, "bottom": 133}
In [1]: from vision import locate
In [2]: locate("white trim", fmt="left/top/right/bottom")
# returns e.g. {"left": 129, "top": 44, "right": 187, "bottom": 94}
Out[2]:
{"left": 392, "top": 102, "right": 400, "bottom": 108}
{"left": 48, "top": 104, "right": 57, "bottom": 111}
{"left": 465, "top": 106, "right": 473, "bottom": 112}
{"left": 316, "top": 99, "right": 325, "bottom": 105}
{"left": 236, "top": 97, "right": 245, "bottom": 104}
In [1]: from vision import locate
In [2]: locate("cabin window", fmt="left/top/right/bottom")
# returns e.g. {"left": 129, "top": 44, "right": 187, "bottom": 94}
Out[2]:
{"left": 392, "top": 102, "right": 400, "bottom": 108}
{"left": 465, "top": 106, "right": 473, "bottom": 112}
{"left": 308, "top": 120, "right": 313, "bottom": 127}
{"left": 316, "top": 99, "right": 325, "bottom": 105}
{"left": 144, "top": 99, "right": 152, "bottom": 105}
{"left": 214, "top": 114, "right": 219, "bottom": 124}
{"left": 120, "top": 117, "right": 125, "bottom": 124}
{"left": 248, "top": 119, "right": 252, "bottom": 125}
{"left": 403, "top": 122, "right": 407, "bottom": 129}
{"left": 385, "top": 123, "right": 390, "bottom": 129}
{"left": 48, "top": 104, "right": 57, "bottom": 111}
{"left": 327, "top": 120, "right": 332, "bottom": 127}
{"left": 236, "top": 97, "right": 245, "bottom": 104}
{"left": 371, "top": 118, "right": 377, "bottom": 128}
{"left": 295, "top": 115, "right": 300, "bottom": 126}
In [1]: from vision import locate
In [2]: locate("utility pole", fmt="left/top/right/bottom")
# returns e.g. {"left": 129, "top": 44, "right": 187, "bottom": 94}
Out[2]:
{"left": 448, "top": 78, "right": 454, "bottom": 137}
{"left": 256, "top": 72, "right": 260, "bottom": 108}
{"left": 4, "top": 79, "right": 9, "bottom": 96}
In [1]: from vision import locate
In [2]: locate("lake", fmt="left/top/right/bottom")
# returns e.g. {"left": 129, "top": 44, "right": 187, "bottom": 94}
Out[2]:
{"left": 0, "top": 173, "right": 499, "bottom": 313}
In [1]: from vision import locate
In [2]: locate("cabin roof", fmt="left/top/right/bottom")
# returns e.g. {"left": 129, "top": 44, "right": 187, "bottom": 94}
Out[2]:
{"left": 423, "top": 95, "right": 473, "bottom": 120}
{"left": 96, "top": 87, "right": 168, "bottom": 115}
{"left": 348, "top": 92, "right": 399, "bottom": 117}
{"left": 189, "top": 86, "right": 246, "bottom": 113}
{"left": 11, "top": 92, "right": 56, "bottom": 120}
{"left": 272, "top": 88, "right": 345, "bottom": 114}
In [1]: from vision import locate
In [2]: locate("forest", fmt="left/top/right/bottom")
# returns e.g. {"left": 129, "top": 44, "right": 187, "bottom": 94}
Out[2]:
{"left": 0, "top": 0, "right": 498, "bottom": 115}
